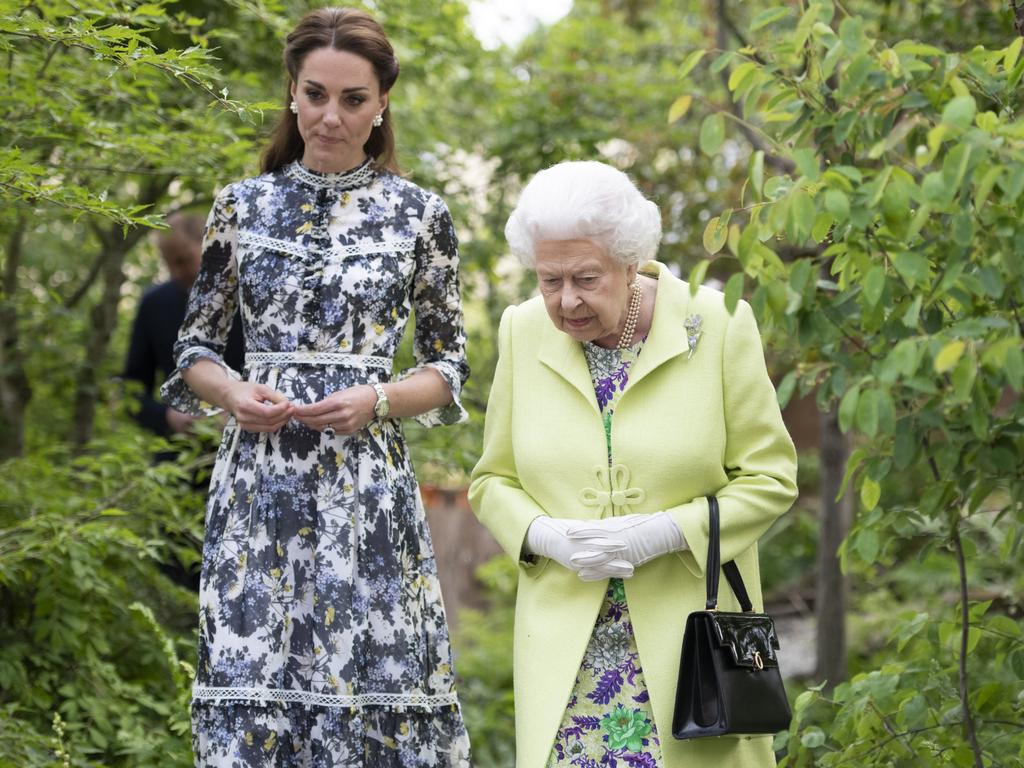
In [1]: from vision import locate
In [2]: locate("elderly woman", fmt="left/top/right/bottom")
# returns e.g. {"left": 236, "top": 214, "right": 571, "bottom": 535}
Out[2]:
{"left": 469, "top": 161, "right": 797, "bottom": 768}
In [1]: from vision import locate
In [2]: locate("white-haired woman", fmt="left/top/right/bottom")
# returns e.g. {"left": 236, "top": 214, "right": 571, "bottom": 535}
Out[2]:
{"left": 469, "top": 160, "right": 797, "bottom": 768}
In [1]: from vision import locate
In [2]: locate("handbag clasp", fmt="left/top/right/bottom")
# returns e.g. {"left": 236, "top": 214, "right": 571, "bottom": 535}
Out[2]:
{"left": 753, "top": 651, "right": 764, "bottom": 670}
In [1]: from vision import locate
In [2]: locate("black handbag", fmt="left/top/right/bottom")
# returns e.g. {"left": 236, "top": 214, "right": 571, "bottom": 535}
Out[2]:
{"left": 671, "top": 495, "right": 792, "bottom": 739}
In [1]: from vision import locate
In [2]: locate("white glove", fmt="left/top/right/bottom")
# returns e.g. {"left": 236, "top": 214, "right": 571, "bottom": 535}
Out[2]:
{"left": 525, "top": 516, "right": 634, "bottom": 580}
{"left": 567, "top": 512, "right": 686, "bottom": 568}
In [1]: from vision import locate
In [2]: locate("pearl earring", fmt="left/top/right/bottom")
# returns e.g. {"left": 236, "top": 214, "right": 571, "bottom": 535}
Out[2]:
{"left": 289, "top": 101, "right": 298, "bottom": 114}
{"left": 372, "top": 113, "right": 383, "bottom": 127}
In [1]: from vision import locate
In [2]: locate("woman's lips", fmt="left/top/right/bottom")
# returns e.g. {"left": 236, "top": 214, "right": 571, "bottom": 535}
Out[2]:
{"left": 564, "top": 317, "right": 592, "bottom": 329}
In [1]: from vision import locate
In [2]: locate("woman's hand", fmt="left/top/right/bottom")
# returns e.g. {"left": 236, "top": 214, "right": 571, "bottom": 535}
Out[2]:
{"left": 292, "top": 385, "right": 377, "bottom": 436}
{"left": 525, "top": 516, "right": 634, "bottom": 581}
{"left": 224, "top": 381, "right": 294, "bottom": 433}
{"left": 567, "top": 512, "right": 686, "bottom": 568}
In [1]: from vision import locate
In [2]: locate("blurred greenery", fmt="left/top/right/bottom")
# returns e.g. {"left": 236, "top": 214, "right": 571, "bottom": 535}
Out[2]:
{"left": 2, "top": 0, "right": 1023, "bottom": 765}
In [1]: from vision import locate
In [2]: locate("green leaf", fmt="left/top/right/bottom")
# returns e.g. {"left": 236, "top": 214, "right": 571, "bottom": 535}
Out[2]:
{"left": 750, "top": 7, "right": 790, "bottom": 30}
{"left": 777, "top": 370, "right": 798, "bottom": 409}
{"left": 824, "top": 189, "right": 850, "bottom": 222}
{"left": 724, "top": 272, "right": 744, "bottom": 314}
{"left": 792, "top": 148, "right": 820, "bottom": 182}
{"left": 937, "top": 96, "right": 970, "bottom": 132}
{"left": 703, "top": 216, "right": 728, "bottom": 254}
{"left": 800, "top": 727, "right": 826, "bottom": 749}
{"left": 699, "top": 113, "right": 726, "bottom": 156}
{"left": 951, "top": 212, "right": 974, "bottom": 247}
{"left": 855, "top": 525, "right": 880, "bottom": 562}
{"left": 934, "top": 340, "right": 966, "bottom": 374}
{"left": 1004, "top": 36, "right": 1023, "bottom": 71}
{"left": 862, "top": 265, "right": 886, "bottom": 308}
{"left": 668, "top": 94, "right": 693, "bottom": 124}
{"left": 688, "top": 260, "right": 710, "bottom": 295}
{"left": 838, "top": 384, "right": 861, "bottom": 434}
{"left": 788, "top": 189, "right": 815, "bottom": 243}
{"left": 855, "top": 387, "right": 880, "bottom": 436}
{"left": 892, "top": 252, "right": 930, "bottom": 287}
{"left": 679, "top": 50, "right": 707, "bottom": 79}
{"left": 837, "top": 448, "right": 867, "bottom": 500}
{"left": 902, "top": 295, "right": 922, "bottom": 328}
{"left": 728, "top": 62, "right": 758, "bottom": 93}
{"left": 749, "top": 150, "right": 765, "bottom": 199}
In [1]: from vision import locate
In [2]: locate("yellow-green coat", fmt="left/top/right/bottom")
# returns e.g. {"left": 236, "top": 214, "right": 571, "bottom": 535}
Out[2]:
{"left": 469, "top": 261, "right": 798, "bottom": 768}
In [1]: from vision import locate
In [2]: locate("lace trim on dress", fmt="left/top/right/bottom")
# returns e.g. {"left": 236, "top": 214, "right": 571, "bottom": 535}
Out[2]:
{"left": 238, "top": 231, "right": 417, "bottom": 260}
{"left": 285, "top": 159, "right": 378, "bottom": 191}
{"left": 193, "top": 686, "right": 460, "bottom": 710}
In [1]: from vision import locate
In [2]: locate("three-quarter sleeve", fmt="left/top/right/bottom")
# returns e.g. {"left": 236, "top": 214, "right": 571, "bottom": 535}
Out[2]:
{"left": 668, "top": 300, "right": 799, "bottom": 578}
{"left": 468, "top": 306, "right": 546, "bottom": 572}
{"left": 398, "top": 194, "right": 469, "bottom": 427}
{"left": 159, "top": 185, "right": 243, "bottom": 416}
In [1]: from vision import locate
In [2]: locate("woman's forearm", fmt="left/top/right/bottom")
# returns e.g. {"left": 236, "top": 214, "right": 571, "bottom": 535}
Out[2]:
{"left": 379, "top": 366, "right": 452, "bottom": 420}
{"left": 181, "top": 358, "right": 239, "bottom": 413}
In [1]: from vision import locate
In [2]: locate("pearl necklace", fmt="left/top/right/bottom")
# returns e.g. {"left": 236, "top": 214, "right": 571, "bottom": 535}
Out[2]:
{"left": 616, "top": 278, "right": 643, "bottom": 349}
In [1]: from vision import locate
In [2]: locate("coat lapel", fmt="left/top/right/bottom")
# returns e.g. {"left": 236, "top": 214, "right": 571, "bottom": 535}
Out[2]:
{"left": 624, "top": 261, "right": 692, "bottom": 389}
{"left": 537, "top": 313, "right": 601, "bottom": 416}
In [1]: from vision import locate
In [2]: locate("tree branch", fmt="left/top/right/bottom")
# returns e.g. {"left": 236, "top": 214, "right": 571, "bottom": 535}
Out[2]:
{"left": 951, "top": 523, "right": 984, "bottom": 768}
{"left": 714, "top": 0, "right": 795, "bottom": 173}
{"left": 1012, "top": 1, "right": 1024, "bottom": 37}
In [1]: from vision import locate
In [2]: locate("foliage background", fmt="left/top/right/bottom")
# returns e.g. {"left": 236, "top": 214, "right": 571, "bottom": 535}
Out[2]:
{"left": 1, "top": 0, "right": 1022, "bottom": 766}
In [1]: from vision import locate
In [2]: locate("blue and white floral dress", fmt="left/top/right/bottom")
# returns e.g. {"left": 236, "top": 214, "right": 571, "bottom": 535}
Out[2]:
{"left": 547, "top": 340, "right": 663, "bottom": 768}
{"left": 161, "top": 159, "right": 472, "bottom": 767}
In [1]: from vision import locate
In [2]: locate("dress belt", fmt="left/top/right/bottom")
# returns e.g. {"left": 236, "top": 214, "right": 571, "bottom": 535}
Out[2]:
{"left": 245, "top": 351, "right": 393, "bottom": 369}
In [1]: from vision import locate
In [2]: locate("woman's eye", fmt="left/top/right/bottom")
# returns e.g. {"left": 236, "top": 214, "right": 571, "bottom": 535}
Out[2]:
{"left": 347, "top": 96, "right": 366, "bottom": 106}
{"left": 578, "top": 276, "right": 596, "bottom": 285}
{"left": 305, "top": 90, "right": 323, "bottom": 101}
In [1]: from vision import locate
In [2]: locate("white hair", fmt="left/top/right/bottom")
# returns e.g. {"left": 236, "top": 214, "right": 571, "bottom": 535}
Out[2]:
{"left": 505, "top": 160, "right": 663, "bottom": 267}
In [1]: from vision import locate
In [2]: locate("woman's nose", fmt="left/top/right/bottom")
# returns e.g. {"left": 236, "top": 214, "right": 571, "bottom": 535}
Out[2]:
{"left": 561, "top": 288, "right": 582, "bottom": 310}
{"left": 322, "top": 107, "right": 341, "bottom": 127}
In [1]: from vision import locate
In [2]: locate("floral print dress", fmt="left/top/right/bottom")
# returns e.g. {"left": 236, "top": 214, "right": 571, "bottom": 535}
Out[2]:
{"left": 160, "top": 159, "right": 472, "bottom": 767}
{"left": 547, "top": 340, "right": 663, "bottom": 768}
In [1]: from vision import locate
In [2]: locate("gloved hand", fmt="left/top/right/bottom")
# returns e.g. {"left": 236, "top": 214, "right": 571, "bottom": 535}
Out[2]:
{"left": 567, "top": 512, "right": 686, "bottom": 568}
{"left": 525, "top": 516, "right": 633, "bottom": 580}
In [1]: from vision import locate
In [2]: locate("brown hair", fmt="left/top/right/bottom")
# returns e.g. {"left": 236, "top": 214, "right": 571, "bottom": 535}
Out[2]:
{"left": 261, "top": 7, "right": 401, "bottom": 174}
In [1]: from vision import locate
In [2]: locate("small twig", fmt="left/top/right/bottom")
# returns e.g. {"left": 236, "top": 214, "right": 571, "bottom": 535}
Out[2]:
{"left": 1012, "top": 1, "right": 1024, "bottom": 37}
{"left": 834, "top": 720, "right": 962, "bottom": 765}
{"left": 951, "top": 523, "right": 985, "bottom": 768}
{"left": 36, "top": 41, "right": 59, "bottom": 78}
{"left": 868, "top": 700, "right": 917, "bottom": 756}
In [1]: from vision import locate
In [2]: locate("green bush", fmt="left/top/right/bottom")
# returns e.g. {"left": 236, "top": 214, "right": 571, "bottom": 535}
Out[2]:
{"left": 0, "top": 425, "right": 204, "bottom": 766}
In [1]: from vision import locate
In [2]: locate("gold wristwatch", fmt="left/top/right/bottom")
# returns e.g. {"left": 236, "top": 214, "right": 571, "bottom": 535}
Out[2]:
{"left": 372, "top": 382, "right": 390, "bottom": 419}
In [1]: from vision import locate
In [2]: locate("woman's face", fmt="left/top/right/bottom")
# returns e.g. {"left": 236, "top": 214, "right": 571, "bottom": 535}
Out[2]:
{"left": 534, "top": 239, "right": 638, "bottom": 346}
{"left": 290, "top": 47, "right": 387, "bottom": 174}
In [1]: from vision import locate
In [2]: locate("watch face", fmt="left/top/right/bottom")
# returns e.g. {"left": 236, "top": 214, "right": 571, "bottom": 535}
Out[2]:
{"left": 373, "top": 384, "right": 390, "bottom": 418}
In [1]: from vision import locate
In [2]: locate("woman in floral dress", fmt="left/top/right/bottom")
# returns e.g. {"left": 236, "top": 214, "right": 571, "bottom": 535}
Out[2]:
{"left": 469, "top": 161, "right": 797, "bottom": 767}
{"left": 161, "top": 8, "right": 471, "bottom": 766}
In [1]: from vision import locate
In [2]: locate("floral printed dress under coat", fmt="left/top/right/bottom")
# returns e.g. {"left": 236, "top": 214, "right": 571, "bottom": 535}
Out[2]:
{"left": 161, "top": 159, "right": 471, "bottom": 767}
{"left": 547, "top": 340, "right": 663, "bottom": 768}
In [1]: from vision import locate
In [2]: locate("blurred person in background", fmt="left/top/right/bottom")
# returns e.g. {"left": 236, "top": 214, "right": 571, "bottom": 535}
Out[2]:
{"left": 123, "top": 211, "right": 243, "bottom": 437}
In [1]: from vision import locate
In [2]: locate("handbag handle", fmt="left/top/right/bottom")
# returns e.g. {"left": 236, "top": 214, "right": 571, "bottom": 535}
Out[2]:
{"left": 704, "top": 495, "right": 753, "bottom": 612}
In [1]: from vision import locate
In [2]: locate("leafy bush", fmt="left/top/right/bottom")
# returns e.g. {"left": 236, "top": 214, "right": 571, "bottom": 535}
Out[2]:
{"left": 0, "top": 425, "right": 204, "bottom": 766}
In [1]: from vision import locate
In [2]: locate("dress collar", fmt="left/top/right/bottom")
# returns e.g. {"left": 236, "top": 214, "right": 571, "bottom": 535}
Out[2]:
{"left": 285, "top": 157, "right": 378, "bottom": 191}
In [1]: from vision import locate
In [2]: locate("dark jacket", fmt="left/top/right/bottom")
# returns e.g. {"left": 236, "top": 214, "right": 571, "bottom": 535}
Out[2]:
{"left": 124, "top": 280, "right": 243, "bottom": 436}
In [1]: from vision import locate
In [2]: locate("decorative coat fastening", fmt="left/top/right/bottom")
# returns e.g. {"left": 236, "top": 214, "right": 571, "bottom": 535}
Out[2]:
{"left": 578, "top": 464, "right": 647, "bottom": 517}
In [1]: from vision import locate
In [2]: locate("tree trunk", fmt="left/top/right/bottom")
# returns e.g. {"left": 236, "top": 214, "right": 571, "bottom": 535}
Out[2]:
{"left": 0, "top": 213, "right": 32, "bottom": 460}
{"left": 70, "top": 178, "right": 170, "bottom": 449}
{"left": 815, "top": 406, "right": 850, "bottom": 687}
